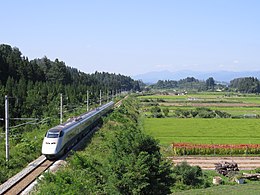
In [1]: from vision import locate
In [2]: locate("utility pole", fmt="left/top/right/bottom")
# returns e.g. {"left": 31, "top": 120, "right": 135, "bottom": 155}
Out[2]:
{"left": 5, "top": 95, "right": 9, "bottom": 162}
{"left": 112, "top": 90, "right": 114, "bottom": 101}
{"left": 87, "top": 90, "right": 89, "bottom": 111}
{"left": 4, "top": 95, "right": 38, "bottom": 163}
{"left": 60, "top": 93, "right": 63, "bottom": 124}
{"left": 99, "top": 90, "right": 102, "bottom": 105}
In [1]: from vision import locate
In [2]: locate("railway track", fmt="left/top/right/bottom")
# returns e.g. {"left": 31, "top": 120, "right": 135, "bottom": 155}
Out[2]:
{"left": 0, "top": 121, "right": 101, "bottom": 194}
{"left": 1, "top": 101, "right": 119, "bottom": 194}
{"left": 114, "top": 95, "right": 128, "bottom": 108}
{"left": 0, "top": 156, "right": 54, "bottom": 195}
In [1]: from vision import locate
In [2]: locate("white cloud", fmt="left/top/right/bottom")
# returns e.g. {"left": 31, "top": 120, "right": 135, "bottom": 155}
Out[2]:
{"left": 233, "top": 60, "right": 239, "bottom": 64}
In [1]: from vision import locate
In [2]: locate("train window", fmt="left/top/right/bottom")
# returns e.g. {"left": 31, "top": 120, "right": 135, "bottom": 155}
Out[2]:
{"left": 59, "top": 131, "right": 64, "bottom": 137}
{"left": 47, "top": 131, "right": 59, "bottom": 138}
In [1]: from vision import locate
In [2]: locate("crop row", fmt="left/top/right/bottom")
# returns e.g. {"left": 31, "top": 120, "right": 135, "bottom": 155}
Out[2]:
{"left": 172, "top": 142, "right": 260, "bottom": 155}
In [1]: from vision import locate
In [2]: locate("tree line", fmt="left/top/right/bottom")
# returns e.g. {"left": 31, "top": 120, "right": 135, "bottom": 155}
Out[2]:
{"left": 151, "top": 76, "right": 260, "bottom": 93}
{"left": 151, "top": 77, "right": 217, "bottom": 91}
{"left": 0, "top": 44, "right": 140, "bottom": 127}
{"left": 230, "top": 77, "right": 260, "bottom": 93}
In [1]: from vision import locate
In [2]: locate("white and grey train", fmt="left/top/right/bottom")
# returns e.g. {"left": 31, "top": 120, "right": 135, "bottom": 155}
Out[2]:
{"left": 42, "top": 101, "right": 114, "bottom": 159}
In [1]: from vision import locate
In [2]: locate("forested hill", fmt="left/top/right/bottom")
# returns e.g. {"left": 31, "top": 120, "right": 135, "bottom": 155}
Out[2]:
{"left": 0, "top": 44, "right": 140, "bottom": 90}
{"left": 0, "top": 44, "right": 140, "bottom": 122}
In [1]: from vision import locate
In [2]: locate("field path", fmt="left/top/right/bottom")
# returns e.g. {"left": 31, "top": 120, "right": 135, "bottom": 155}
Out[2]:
{"left": 170, "top": 156, "right": 260, "bottom": 170}
{"left": 160, "top": 102, "right": 260, "bottom": 107}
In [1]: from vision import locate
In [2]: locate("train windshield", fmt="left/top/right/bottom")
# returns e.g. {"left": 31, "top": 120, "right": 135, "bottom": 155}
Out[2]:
{"left": 46, "top": 130, "right": 60, "bottom": 138}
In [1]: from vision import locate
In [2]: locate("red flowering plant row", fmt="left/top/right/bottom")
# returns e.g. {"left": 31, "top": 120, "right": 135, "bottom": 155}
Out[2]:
{"left": 172, "top": 142, "right": 260, "bottom": 155}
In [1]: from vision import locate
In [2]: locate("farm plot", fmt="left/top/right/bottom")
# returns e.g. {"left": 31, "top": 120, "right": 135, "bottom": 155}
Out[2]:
{"left": 141, "top": 93, "right": 260, "bottom": 155}
{"left": 140, "top": 93, "right": 260, "bottom": 117}
{"left": 138, "top": 93, "right": 260, "bottom": 104}
{"left": 143, "top": 118, "right": 260, "bottom": 146}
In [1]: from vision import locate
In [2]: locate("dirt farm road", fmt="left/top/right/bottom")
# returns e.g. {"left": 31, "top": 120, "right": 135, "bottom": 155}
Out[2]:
{"left": 170, "top": 156, "right": 260, "bottom": 170}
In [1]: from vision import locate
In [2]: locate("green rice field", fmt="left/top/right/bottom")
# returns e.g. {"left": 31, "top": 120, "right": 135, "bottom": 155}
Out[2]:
{"left": 139, "top": 93, "right": 260, "bottom": 116}
{"left": 138, "top": 92, "right": 260, "bottom": 103}
{"left": 173, "top": 181, "right": 260, "bottom": 195}
{"left": 141, "top": 93, "right": 260, "bottom": 146}
{"left": 143, "top": 118, "right": 260, "bottom": 146}
{"left": 138, "top": 93, "right": 260, "bottom": 104}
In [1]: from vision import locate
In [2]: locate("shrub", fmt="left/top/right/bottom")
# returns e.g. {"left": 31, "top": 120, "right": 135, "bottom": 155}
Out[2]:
{"left": 175, "top": 109, "right": 192, "bottom": 118}
{"left": 173, "top": 162, "right": 203, "bottom": 186}
{"left": 163, "top": 107, "right": 169, "bottom": 117}
{"left": 196, "top": 107, "right": 216, "bottom": 118}
{"left": 255, "top": 167, "right": 260, "bottom": 173}
{"left": 172, "top": 161, "right": 205, "bottom": 190}
{"left": 150, "top": 106, "right": 163, "bottom": 118}
{"left": 215, "top": 110, "right": 231, "bottom": 118}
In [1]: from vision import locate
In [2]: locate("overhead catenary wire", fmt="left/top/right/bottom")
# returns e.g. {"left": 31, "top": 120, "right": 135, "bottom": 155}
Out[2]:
{"left": 9, "top": 117, "right": 50, "bottom": 130}
{"left": 7, "top": 117, "right": 51, "bottom": 140}
{"left": 10, "top": 120, "right": 38, "bottom": 129}
{"left": 2, "top": 91, "right": 120, "bottom": 161}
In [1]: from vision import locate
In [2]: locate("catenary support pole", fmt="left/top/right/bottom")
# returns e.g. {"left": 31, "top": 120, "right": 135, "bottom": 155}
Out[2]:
{"left": 60, "top": 93, "right": 63, "bottom": 124}
{"left": 87, "top": 90, "right": 89, "bottom": 111}
{"left": 112, "top": 90, "right": 114, "bottom": 101}
{"left": 100, "top": 90, "right": 102, "bottom": 105}
{"left": 5, "top": 95, "right": 9, "bottom": 162}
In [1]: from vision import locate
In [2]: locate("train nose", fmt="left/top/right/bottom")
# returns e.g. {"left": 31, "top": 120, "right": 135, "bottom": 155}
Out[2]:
{"left": 42, "top": 138, "right": 59, "bottom": 155}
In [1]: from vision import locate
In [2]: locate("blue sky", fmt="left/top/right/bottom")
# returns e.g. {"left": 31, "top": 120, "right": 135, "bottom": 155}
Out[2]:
{"left": 1, "top": 0, "right": 260, "bottom": 76}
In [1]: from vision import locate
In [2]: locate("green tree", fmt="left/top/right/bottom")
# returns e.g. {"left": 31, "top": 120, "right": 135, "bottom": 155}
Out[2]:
{"left": 230, "top": 77, "right": 260, "bottom": 93}
{"left": 206, "top": 77, "right": 215, "bottom": 91}
{"left": 163, "top": 107, "right": 169, "bottom": 117}
{"left": 106, "top": 127, "right": 173, "bottom": 194}
{"left": 0, "top": 54, "right": 8, "bottom": 84}
{"left": 5, "top": 77, "right": 15, "bottom": 96}
{"left": 196, "top": 107, "right": 216, "bottom": 118}
{"left": 150, "top": 106, "right": 163, "bottom": 118}
{"left": 172, "top": 161, "right": 204, "bottom": 189}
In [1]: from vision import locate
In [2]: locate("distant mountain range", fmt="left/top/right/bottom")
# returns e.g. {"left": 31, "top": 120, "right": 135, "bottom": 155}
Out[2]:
{"left": 132, "top": 70, "right": 260, "bottom": 84}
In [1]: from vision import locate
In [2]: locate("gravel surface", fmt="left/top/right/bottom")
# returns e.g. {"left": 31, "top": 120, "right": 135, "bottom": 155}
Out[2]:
{"left": 170, "top": 156, "right": 260, "bottom": 170}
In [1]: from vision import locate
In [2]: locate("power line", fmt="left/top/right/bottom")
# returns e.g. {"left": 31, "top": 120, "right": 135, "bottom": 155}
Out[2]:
{"left": 10, "top": 117, "right": 50, "bottom": 130}
{"left": 10, "top": 121, "right": 37, "bottom": 129}
{"left": 2, "top": 90, "right": 117, "bottom": 162}
{"left": 11, "top": 118, "right": 38, "bottom": 121}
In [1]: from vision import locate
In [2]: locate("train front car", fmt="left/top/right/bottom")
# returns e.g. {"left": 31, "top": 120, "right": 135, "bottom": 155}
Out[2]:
{"left": 41, "top": 128, "right": 64, "bottom": 159}
{"left": 41, "top": 101, "right": 114, "bottom": 160}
